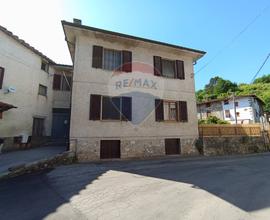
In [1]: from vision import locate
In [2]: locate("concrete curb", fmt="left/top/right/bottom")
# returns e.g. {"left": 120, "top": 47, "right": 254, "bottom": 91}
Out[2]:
{"left": 0, "top": 151, "right": 76, "bottom": 181}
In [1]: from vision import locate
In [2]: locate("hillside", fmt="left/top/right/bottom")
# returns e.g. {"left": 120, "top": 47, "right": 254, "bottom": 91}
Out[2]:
{"left": 196, "top": 75, "right": 270, "bottom": 112}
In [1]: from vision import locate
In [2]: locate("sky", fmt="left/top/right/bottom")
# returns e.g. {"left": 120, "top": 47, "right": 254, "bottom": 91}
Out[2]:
{"left": 0, "top": 0, "right": 269, "bottom": 90}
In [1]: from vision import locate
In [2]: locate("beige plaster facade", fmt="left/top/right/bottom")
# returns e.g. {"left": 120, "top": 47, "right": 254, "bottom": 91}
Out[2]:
{"left": 0, "top": 26, "right": 72, "bottom": 150}
{"left": 63, "top": 20, "right": 205, "bottom": 161}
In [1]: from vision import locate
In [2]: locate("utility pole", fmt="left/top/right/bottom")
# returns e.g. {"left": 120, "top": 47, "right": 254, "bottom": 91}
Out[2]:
{"left": 232, "top": 93, "right": 238, "bottom": 124}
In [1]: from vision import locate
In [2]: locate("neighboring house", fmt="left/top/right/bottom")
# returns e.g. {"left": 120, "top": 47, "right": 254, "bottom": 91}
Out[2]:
{"left": 62, "top": 19, "right": 206, "bottom": 161}
{"left": 197, "top": 95, "right": 264, "bottom": 124}
{"left": 0, "top": 25, "right": 72, "bottom": 151}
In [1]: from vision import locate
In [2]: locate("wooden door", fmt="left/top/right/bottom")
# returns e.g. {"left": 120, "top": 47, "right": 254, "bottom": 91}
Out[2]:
{"left": 100, "top": 140, "right": 120, "bottom": 159}
{"left": 165, "top": 138, "right": 180, "bottom": 155}
{"left": 32, "top": 118, "right": 45, "bottom": 137}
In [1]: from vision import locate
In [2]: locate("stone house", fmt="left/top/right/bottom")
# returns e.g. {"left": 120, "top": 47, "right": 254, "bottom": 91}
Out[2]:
{"left": 197, "top": 95, "right": 264, "bottom": 124}
{"left": 0, "top": 25, "right": 72, "bottom": 151}
{"left": 62, "top": 19, "right": 206, "bottom": 161}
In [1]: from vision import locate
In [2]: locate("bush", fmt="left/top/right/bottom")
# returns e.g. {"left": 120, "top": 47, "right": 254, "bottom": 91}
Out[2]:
{"left": 198, "top": 116, "right": 229, "bottom": 125}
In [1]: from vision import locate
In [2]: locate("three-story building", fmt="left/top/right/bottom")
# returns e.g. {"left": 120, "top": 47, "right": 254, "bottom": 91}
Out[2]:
{"left": 62, "top": 19, "right": 206, "bottom": 161}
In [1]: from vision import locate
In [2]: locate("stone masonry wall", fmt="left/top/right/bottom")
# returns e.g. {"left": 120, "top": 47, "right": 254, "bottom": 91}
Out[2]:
{"left": 71, "top": 137, "right": 199, "bottom": 162}
{"left": 202, "top": 136, "right": 268, "bottom": 156}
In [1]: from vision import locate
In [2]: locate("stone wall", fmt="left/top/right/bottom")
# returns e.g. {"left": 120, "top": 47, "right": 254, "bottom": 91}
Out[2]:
{"left": 71, "top": 137, "right": 199, "bottom": 162}
{"left": 201, "top": 136, "right": 269, "bottom": 156}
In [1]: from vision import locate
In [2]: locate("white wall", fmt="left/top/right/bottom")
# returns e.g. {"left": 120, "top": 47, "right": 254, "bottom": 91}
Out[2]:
{"left": 222, "top": 97, "right": 260, "bottom": 124}
{"left": 0, "top": 31, "right": 53, "bottom": 137}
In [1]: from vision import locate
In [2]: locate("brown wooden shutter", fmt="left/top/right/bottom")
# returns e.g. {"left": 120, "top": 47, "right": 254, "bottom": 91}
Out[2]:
{"left": 92, "top": 46, "right": 103, "bottom": 68}
{"left": 178, "top": 101, "right": 188, "bottom": 122}
{"left": 0, "top": 67, "right": 5, "bottom": 89}
{"left": 53, "top": 74, "right": 61, "bottom": 90}
{"left": 153, "top": 56, "right": 162, "bottom": 76}
{"left": 122, "top": 51, "right": 132, "bottom": 72}
{"left": 90, "top": 94, "right": 101, "bottom": 120}
{"left": 176, "top": 60, "right": 185, "bottom": 79}
{"left": 155, "top": 99, "right": 164, "bottom": 121}
{"left": 121, "top": 97, "right": 132, "bottom": 121}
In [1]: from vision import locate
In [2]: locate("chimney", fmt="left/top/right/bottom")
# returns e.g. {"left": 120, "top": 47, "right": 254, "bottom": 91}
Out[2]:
{"left": 73, "top": 18, "right": 82, "bottom": 25}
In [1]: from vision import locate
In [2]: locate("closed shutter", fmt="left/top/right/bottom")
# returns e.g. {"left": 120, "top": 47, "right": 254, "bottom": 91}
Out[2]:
{"left": 92, "top": 45, "right": 103, "bottom": 68}
{"left": 89, "top": 94, "right": 101, "bottom": 120}
{"left": 122, "top": 50, "right": 132, "bottom": 72}
{"left": 155, "top": 99, "right": 164, "bottom": 121}
{"left": 153, "top": 56, "right": 162, "bottom": 76}
{"left": 176, "top": 60, "right": 185, "bottom": 79}
{"left": 178, "top": 101, "right": 188, "bottom": 122}
{"left": 53, "top": 74, "right": 61, "bottom": 90}
{"left": 0, "top": 67, "right": 4, "bottom": 89}
{"left": 121, "top": 97, "right": 132, "bottom": 121}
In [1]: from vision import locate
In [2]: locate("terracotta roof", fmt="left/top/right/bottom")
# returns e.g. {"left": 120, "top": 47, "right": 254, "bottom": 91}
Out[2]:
{"left": 0, "top": 102, "right": 17, "bottom": 112}
{"left": 197, "top": 94, "right": 265, "bottom": 105}
{"left": 62, "top": 20, "right": 206, "bottom": 55}
{"left": 0, "top": 25, "right": 55, "bottom": 64}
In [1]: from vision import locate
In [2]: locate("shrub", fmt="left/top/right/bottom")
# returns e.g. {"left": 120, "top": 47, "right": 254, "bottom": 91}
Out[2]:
{"left": 198, "top": 116, "right": 229, "bottom": 125}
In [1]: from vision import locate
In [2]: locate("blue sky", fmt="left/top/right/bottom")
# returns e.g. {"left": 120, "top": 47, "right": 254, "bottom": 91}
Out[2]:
{"left": 1, "top": 0, "right": 270, "bottom": 90}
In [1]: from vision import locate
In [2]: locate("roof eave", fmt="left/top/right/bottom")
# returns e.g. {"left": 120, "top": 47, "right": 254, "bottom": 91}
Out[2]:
{"left": 61, "top": 20, "right": 206, "bottom": 60}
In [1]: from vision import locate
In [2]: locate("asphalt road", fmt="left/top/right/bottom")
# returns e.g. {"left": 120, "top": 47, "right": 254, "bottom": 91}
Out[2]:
{"left": 1, "top": 153, "right": 270, "bottom": 220}
{"left": 0, "top": 146, "right": 66, "bottom": 173}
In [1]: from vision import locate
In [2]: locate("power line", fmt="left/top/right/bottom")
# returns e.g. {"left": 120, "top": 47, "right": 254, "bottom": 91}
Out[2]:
{"left": 195, "top": 4, "right": 270, "bottom": 75}
{"left": 250, "top": 53, "right": 270, "bottom": 83}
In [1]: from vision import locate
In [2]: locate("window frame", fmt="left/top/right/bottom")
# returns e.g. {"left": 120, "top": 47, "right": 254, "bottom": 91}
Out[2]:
{"left": 163, "top": 100, "right": 178, "bottom": 122}
{"left": 38, "top": 84, "right": 47, "bottom": 97}
{"left": 102, "top": 48, "right": 122, "bottom": 71}
{"left": 101, "top": 96, "right": 122, "bottom": 121}
{"left": 161, "top": 58, "right": 175, "bottom": 79}
{"left": 53, "top": 74, "right": 72, "bottom": 91}
{"left": 225, "top": 110, "right": 231, "bottom": 118}
{"left": 41, "top": 60, "right": 49, "bottom": 72}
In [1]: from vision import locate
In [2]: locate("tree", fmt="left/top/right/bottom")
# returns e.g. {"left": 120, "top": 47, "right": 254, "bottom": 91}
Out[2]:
{"left": 253, "top": 74, "right": 270, "bottom": 84}
{"left": 196, "top": 76, "right": 238, "bottom": 102}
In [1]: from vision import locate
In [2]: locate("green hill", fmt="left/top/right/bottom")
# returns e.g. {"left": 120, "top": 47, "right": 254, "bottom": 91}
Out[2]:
{"left": 196, "top": 75, "right": 270, "bottom": 112}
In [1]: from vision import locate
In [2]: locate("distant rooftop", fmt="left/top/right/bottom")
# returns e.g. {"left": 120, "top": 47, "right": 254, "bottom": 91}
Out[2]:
{"left": 197, "top": 94, "right": 265, "bottom": 105}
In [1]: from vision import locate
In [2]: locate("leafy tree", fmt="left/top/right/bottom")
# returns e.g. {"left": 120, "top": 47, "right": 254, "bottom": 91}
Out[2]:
{"left": 196, "top": 76, "right": 238, "bottom": 101}
{"left": 196, "top": 75, "right": 270, "bottom": 112}
{"left": 253, "top": 74, "right": 270, "bottom": 84}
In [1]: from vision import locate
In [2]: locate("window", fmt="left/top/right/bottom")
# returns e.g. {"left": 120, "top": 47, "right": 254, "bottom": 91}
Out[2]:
{"left": 225, "top": 110, "right": 230, "bottom": 118}
{"left": 154, "top": 56, "right": 185, "bottom": 79}
{"left": 38, "top": 84, "right": 47, "bottom": 96}
{"left": 224, "top": 100, "right": 229, "bottom": 105}
{"left": 155, "top": 99, "right": 188, "bottom": 122}
{"left": 206, "top": 110, "right": 211, "bottom": 117}
{"left": 102, "top": 96, "right": 121, "bottom": 120}
{"left": 53, "top": 74, "right": 72, "bottom": 91}
{"left": 32, "top": 117, "right": 45, "bottom": 137}
{"left": 103, "top": 49, "right": 122, "bottom": 71}
{"left": 92, "top": 45, "right": 132, "bottom": 72}
{"left": 162, "top": 59, "right": 175, "bottom": 78}
{"left": 41, "top": 61, "right": 49, "bottom": 72}
{"left": 0, "top": 66, "right": 4, "bottom": 89}
{"left": 164, "top": 101, "right": 177, "bottom": 121}
{"left": 89, "top": 94, "right": 132, "bottom": 121}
